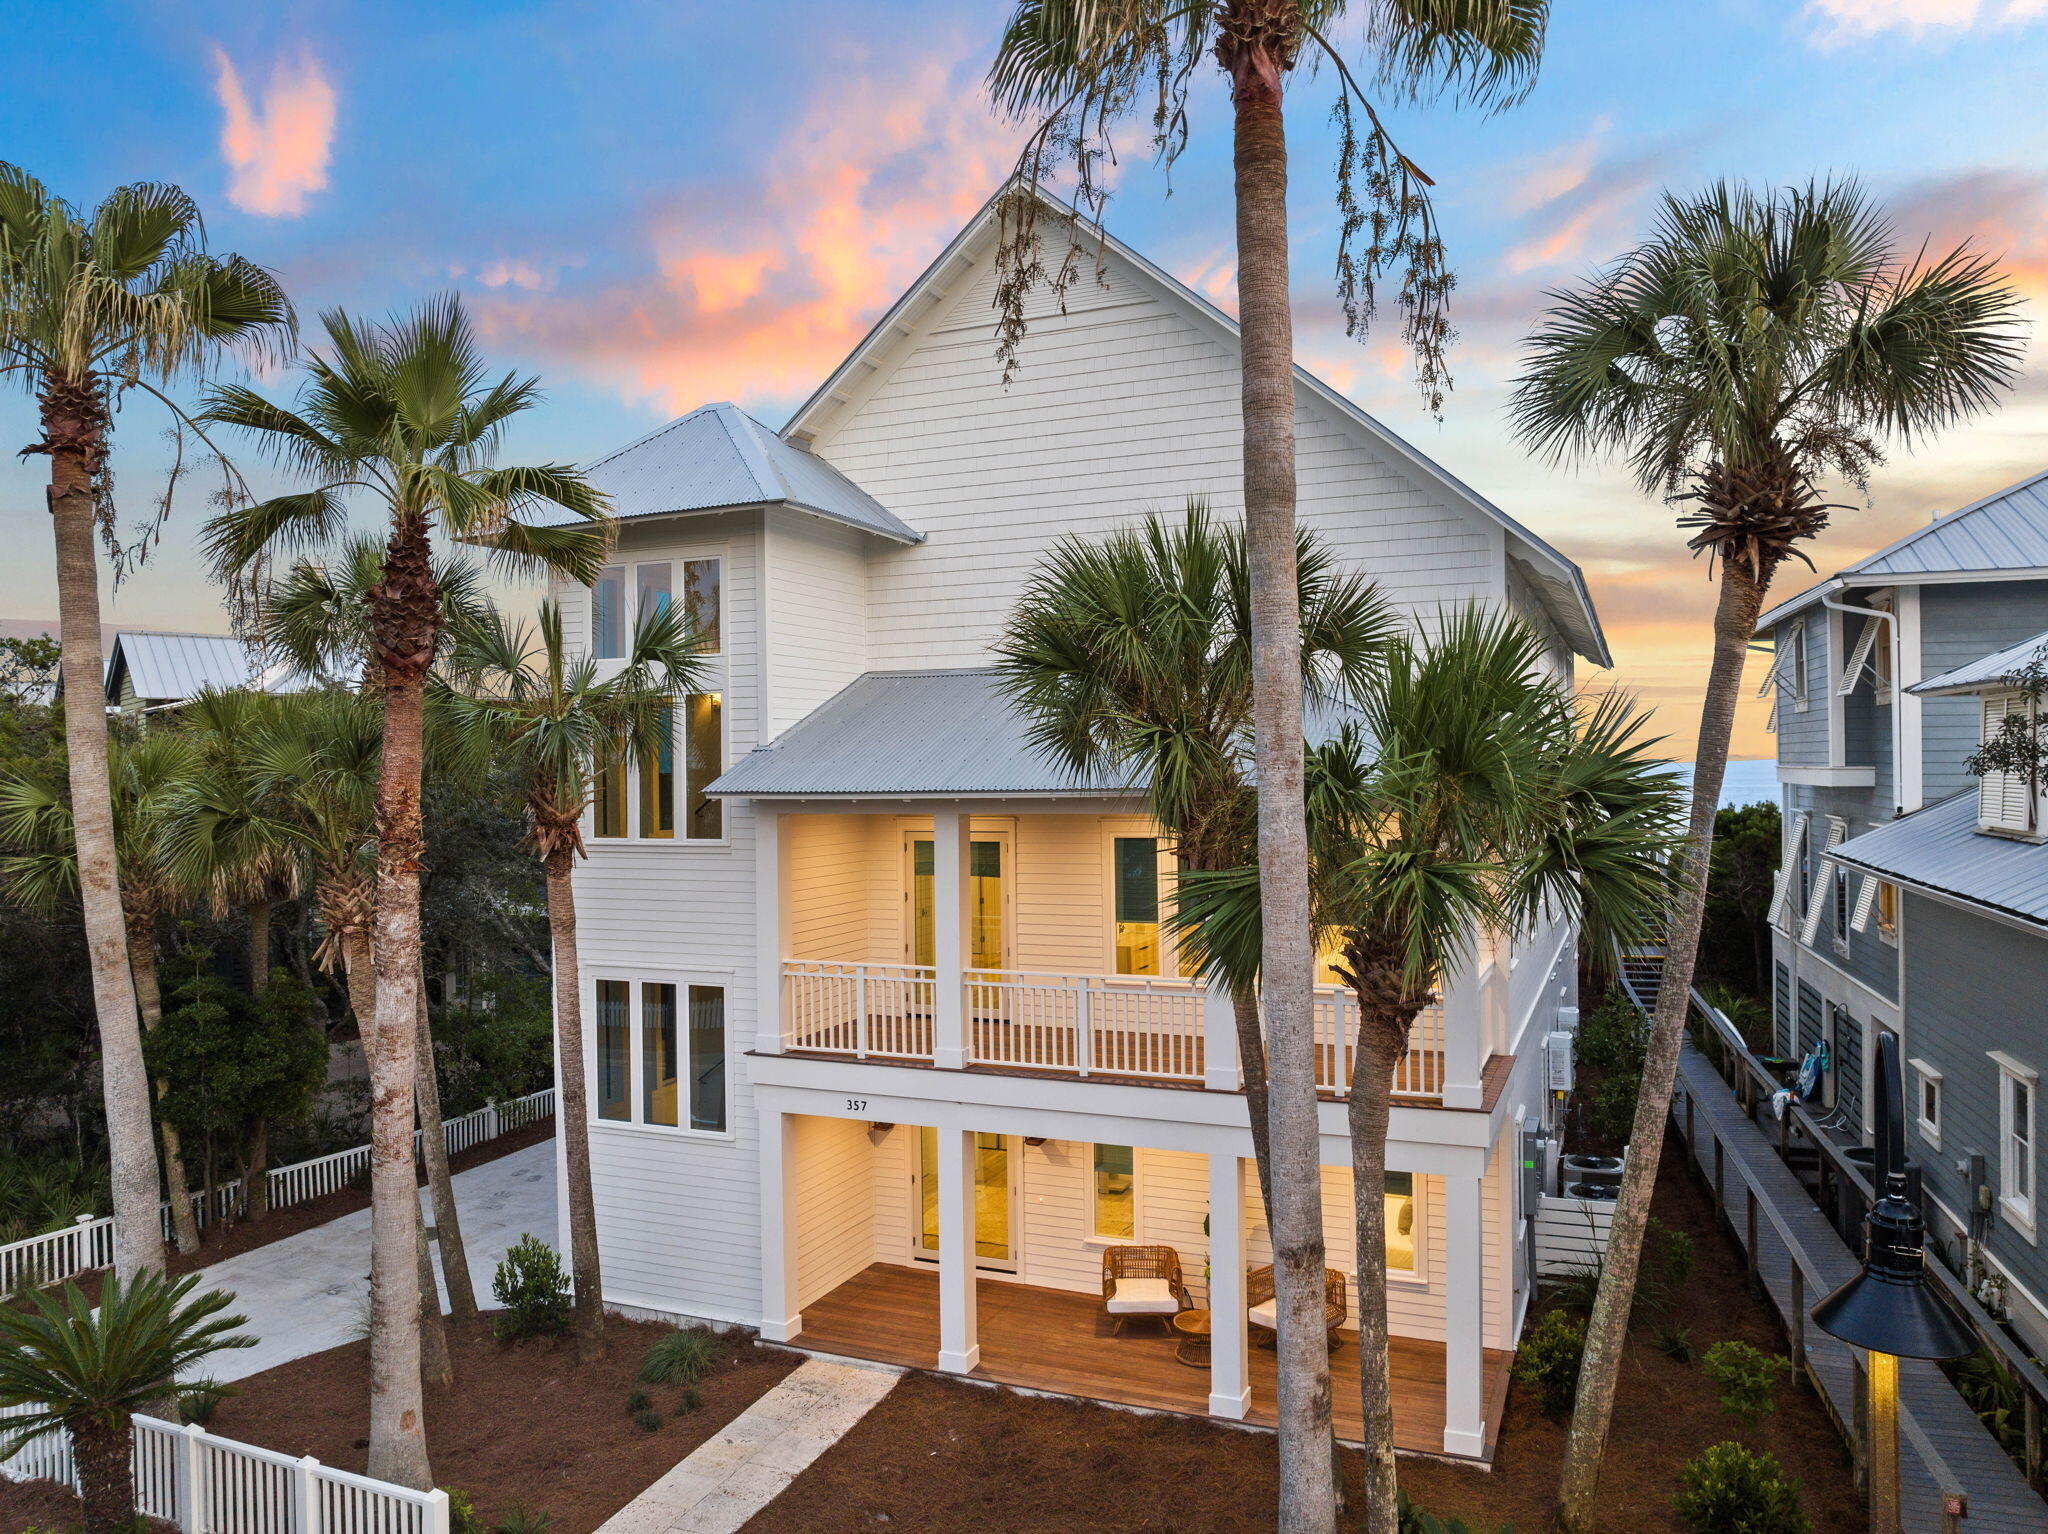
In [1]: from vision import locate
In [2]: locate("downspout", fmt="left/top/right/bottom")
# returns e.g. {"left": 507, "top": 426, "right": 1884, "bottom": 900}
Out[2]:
{"left": 1821, "top": 591, "right": 1903, "bottom": 819}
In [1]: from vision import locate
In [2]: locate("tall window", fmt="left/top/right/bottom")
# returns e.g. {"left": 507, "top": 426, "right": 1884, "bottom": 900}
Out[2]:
{"left": 592, "top": 733, "right": 629, "bottom": 838}
{"left": 636, "top": 561, "right": 672, "bottom": 623}
{"left": 684, "top": 694, "right": 723, "bottom": 839}
{"left": 592, "top": 566, "right": 626, "bottom": 660}
{"left": 1385, "top": 1171, "right": 1417, "bottom": 1272}
{"left": 688, "top": 985, "right": 726, "bottom": 1132}
{"left": 1113, "top": 837, "right": 1161, "bottom": 976}
{"left": 1876, "top": 881, "right": 1899, "bottom": 944}
{"left": 684, "top": 558, "right": 721, "bottom": 652}
{"left": 1092, "top": 1144, "right": 1135, "bottom": 1239}
{"left": 642, "top": 982, "right": 678, "bottom": 1126}
{"left": 909, "top": 837, "right": 1004, "bottom": 969}
{"left": 1999, "top": 1055, "right": 2037, "bottom": 1234}
{"left": 1788, "top": 622, "right": 1810, "bottom": 711}
{"left": 640, "top": 705, "right": 676, "bottom": 839}
{"left": 918, "top": 1129, "right": 1012, "bottom": 1262}
{"left": 596, "top": 980, "right": 630, "bottom": 1121}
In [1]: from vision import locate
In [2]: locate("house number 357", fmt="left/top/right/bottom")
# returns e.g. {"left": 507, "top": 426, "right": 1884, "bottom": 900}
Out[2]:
{"left": 846, "top": 1099, "right": 867, "bottom": 1113}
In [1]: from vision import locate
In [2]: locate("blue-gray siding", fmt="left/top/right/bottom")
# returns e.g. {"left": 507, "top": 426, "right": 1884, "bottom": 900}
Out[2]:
{"left": 1835, "top": 1005, "right": 1863, "bottom": 1128}
{"left": 1775, "top": 961, "right": 1791, "bottom": 1056}
{"left": 1901, "top": 892, "right": 2048, "bottom": 1311}
{"left": 1782, "top": 781, "right": 1901, "bottom": 1003}
{"left": 1773, "top": 611, "right": 1830, "bottom": 767}
{"left": 1920, "top": 581, "right": 2048, "bottom": 802}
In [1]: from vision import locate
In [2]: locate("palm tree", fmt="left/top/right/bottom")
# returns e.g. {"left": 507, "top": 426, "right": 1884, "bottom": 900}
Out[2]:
{"left": 0, "top": 163, "right": 292, "bottom": 1280}
{"left": 0, "top": 734, "right": 207, "bottom": 1254}
{"left": 985, "top": 14, "right": 1546, "bottom": 1523}
{"left": 199, "top": 299, "right": 609, "bottom": 1489}
{"left": 1508, "top": 179, "right": 2024, "bottom": 1528}
{"left": 0, "top": 1269, "right": 254, "bottom": 1533}
{"left": 993, "top": 501, "right": 1392, "bottom": 1214}
{"left": 1176, "top": 609, "right": 1681, "bottom": 1533}
{"left": 442, "top": 599, "right": 709, "bottom": 1358}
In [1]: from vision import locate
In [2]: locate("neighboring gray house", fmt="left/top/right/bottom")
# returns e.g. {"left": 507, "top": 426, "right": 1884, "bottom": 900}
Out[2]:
{"left": 98, "top": 631, "right": 314, "bottom": 718}
{"left": 1758, "top": 471, "right": 2048, "bottom": 1348}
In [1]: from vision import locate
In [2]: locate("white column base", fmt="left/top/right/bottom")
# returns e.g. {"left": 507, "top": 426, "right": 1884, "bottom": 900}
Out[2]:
{"left": 1441, "top": 1426, "right": 1487, "bottom": 1459}
{"left": 937, "top": 1345, "right": 982, "bottom": 1374}
{"left": 933, "top": 1046, "right": 967, "bottom": 1070}
{"left": 1208, "top": 1386, "right": 1251, "bottom": 1419}
{"left": 1441, "top": 1083, "right": 1486, "bottom": 1110}
{"left": 759, "top": 1315, "right": 803, "bottom": 1344}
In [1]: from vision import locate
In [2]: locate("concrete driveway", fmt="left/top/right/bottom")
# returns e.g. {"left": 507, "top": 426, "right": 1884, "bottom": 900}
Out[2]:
{"left": 194, "top": 1137, "right": 557, "bottom": 1382}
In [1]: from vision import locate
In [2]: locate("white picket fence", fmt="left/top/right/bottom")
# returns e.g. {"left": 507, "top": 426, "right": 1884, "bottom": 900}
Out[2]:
{"left": 2, "top": 1410, "right": 450, "bottom": 1534}
{"left": 0, "top": 1088, "right": 554, "bottom": 1295}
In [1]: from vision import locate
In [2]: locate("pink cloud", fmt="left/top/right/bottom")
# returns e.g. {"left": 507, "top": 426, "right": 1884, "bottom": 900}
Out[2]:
{"left": 212, "top": 46, "right": 336, "bottom": 218}
{"left": 1501, "top": 147, "right": 1665, "bottom": 275}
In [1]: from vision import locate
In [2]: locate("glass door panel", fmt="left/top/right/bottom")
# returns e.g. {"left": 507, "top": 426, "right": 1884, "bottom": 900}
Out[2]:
{"left": 917, "top": 1128, "right": 1014, "bottom": 1267}
{"left": 907, "top": 836, "right": 1005, "bottom": 969}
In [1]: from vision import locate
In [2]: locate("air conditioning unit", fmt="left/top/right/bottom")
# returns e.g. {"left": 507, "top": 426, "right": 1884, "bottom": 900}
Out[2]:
{"left": 1545, "top": 1030, "right": 1576, "bottom": 1094}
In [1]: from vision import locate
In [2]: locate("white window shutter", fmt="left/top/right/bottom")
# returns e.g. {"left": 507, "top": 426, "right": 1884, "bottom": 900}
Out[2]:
{"left": 1979, "top": 694, "right": 2038, "bottom": 834}
{"left": 1768, "top": 809, "right": 1809, "bottom": 927}
{"left": 1800, "top": 817, "right": 1847, "bottom": 945}
{"left": 1837, "top": 617, "right": 1882, "bottom": 695}
{"left": 1849, "top": 875, "right": 1881, "bottom": 933}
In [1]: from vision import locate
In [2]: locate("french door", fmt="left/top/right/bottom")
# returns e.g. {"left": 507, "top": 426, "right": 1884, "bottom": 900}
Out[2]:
{"left": 914, "top": 1128, "right": 1018, "bottom": 1272}
{"left": 903, "top": 829, "right": 1009, "bottom": 970}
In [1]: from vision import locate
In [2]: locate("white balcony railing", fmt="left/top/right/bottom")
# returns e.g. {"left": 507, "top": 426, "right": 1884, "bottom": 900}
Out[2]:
{"left": 779, "top": 960, "right": 1450, "bottom": 1102}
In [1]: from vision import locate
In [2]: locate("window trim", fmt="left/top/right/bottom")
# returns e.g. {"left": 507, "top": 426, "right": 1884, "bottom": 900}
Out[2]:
{"left": 1086, "top": 1142, "right": 1140, "bottom": 1244}
{"left": 1909, "top": 1057, "right": 1942, "bottom": 1151}
{"left": 1788, "top": 621, "right": 1811, "bottom": 713}
{"left": 1381, "top": 1169, "right": 1427, "bottom": 1286}
{"left": 1994, "top": 1051, "right": 2038, "bottom": 1241}
{"left": 1101, "top": 820, "right": 1178, "bottom": 978}
{"left": 587, "top": 970, "right": 736, "bottom": 1142}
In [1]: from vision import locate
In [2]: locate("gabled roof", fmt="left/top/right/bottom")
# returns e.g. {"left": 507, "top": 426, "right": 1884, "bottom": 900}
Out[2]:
{"left": 542, "top": 402, "right": 921, "bottom": 544}
{"left": 1909, "top": 627, "right": 2048, "bottom": 696}
{"left": 102, "top": 631, "right": 310, "bottom": 705}
{"left": 1834, "top": 792, "right": 2048, "bottom": 930}
{"left": 1758, "top": 468, "right": 2048, "bottom": 630}
{"left": 781, "top": 187, "right": 1611, "bottom": 668}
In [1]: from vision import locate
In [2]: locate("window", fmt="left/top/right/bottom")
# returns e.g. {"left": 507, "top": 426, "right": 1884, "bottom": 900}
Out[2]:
{"left": 1873, "top": 624, "right": 1893, "bottom": 702}
{"left": 1979, "top": 692, "right": 2040, "bottom": 837}
{"left": 1092, "top": 1144, "right": 1136, "bottom": 1239}
{"left": 684, "top": 694, "right": 723, "bottom": 839}
{"left": 1876, "top": 881, "right": 1899, "bottom": 945}
{"left": 593, "top": 977, "right": 726, "bottom": 1134}
{"left": 592, "top": 566, "right": 626, "bottom": 660}
{"left": 596, "top": 980, "right": 631, "bottom": 1121}
{"left": 1910, "top": 1058, "right": 1942, "bottom": 1150}
{"left": 1385, "top": 1172, "right": 1417, "bottom": 1273}
{"left": 592, "top": 698, "right": 723, "bottom": 842}
{"left": 1996, "top": 1053, "right": 2038, "bottom": 1237}
{"left": 592, "top": 731, "right": 629, "bottom": 838}
{"left": 594, "top": 557, "right": 719, "bottom": 657}
{"left": 636, "top": 561, "right": 672, "bottom": 625}
{"left": 640, "top": 705, "right": 676, "bottom": 839}
{"left": 1113, "top": 837, "right": 1162, "bottom": 976}
{"left": 684, "top": 558, "right": 721, "bottom": 653}
{"left": 1832, "top": 861, "right": 1851, "bottom": 957}
{"left": 1788, "top": 622, "right": 1810, "bottom": 711}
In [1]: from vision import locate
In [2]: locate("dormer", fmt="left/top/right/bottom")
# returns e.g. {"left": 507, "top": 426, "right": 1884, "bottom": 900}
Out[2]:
{"left": 1910, "top": 627, "right": 2048, "bottom": 842}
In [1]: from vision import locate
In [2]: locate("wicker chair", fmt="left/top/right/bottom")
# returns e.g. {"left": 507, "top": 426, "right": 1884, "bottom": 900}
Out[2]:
{"left": 1101, "top": 1245, "right": 1191, "bottom": 1336}
{"left": 1245, "top": 1264, "right": 1349, "bottom": 1350}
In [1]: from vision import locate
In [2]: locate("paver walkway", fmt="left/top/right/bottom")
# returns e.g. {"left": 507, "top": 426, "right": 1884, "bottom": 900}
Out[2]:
{"left": 595, "top": 1359, "right": 900, "bottom": 1534}
{"left": 196, "top": 1138, "right": 556, "bottom": 1382}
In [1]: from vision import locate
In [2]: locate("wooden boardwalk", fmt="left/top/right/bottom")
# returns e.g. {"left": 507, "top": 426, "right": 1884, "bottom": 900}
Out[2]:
{"left": 1674, "top": 1044, "right": 2042, "bottom": 1530}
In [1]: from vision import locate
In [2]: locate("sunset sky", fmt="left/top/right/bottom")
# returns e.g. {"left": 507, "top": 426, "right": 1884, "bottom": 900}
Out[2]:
{"left": 5, "top": 0, "right": 2048, "bottom": 758}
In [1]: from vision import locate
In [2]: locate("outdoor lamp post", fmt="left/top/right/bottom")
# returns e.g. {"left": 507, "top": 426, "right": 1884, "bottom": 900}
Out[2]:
{"left": 1811, "top": 1031, "right": 1975, "bottom": 1534}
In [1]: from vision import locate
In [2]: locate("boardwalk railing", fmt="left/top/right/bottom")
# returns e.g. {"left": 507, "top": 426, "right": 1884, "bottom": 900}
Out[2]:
{"left": 0, "top": 1087, "right": 555, "bottom": 1295}
{"left": 3, "top": 1410, "right": 450, "bottom": 1534}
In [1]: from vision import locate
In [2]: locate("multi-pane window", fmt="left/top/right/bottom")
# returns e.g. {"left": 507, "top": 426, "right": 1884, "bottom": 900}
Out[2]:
{"left": 593, "top": 977, "right": 726, "bottom": 1134}
{"left": 1998, "top": 1054, "right": 2037, "bottom": 1234}
{"left": 593, "top": 557, "right": 720, "bottom": 656}
{"left": 1910, "top": 1058, "right": 1942, "bottom": 1149}
{"left": 1092, "top": 1144, "right": 1135, "bottom": 1239}
{"left": 1113, "top": 837, "right": 1161, "bottom": 976}
{"left": 590, "top": 699, "right": 723, "bottom": 842}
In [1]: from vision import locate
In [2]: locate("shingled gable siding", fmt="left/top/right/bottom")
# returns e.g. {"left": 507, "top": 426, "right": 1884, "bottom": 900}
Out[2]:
{"left": 808, "top": 243, "right": 1514, "bottom": 672}
{"left": 1902, "top": 891, "right": 2048, "bottom": 1346}
{"left": 1920, "top": 580, "right": 2048, "bottom": 803}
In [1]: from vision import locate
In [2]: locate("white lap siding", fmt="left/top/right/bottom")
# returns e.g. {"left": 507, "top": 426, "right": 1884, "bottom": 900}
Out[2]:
{"left": 793, "top": 1114, "right": 879, "bottom": 1310}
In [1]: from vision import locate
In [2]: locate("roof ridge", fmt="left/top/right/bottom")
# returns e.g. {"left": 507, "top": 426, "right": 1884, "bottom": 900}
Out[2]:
{"left": 711, "top": 402, "right": 790, "bottom": 503}
{"left": 580, "top": 401, "right": 735, "bottom": 474}
{"left": 1848, "top": 465, "right": 2048, "bottom": 573}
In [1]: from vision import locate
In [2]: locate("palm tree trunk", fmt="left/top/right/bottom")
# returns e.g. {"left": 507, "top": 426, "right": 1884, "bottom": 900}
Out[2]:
{"left": 128, "top": 907, "right": 201, "bottom": 1256}
{"left": 247, "top": 895, "right": 272, "bottom": 991}
{"left": 1231, "top": 990, "right": 1276, "bottom": 1219}
{"left": 1225, "top": 17, "right": 1336, "bottom": 1531}
{"left": 242, "top": 1117, "right": 270, "bottom": 1220}
{"left": 416, "top": 1199, "right": 453, "bottom": 1387}
{"left": 363, "top": 514, "right": 436, "bottom": 1490}
{"left": 72, "top": 1412, "right": 138, "bottom": 1534}
{"left": 1348, "top": 1002, "right": 1408, "bottom": 1534}
{"left": 545, "top": 847, "right": 605, "bottom": 1358}
{"left": 44, "top": 385, "right": 164, "bottom": 1281}
{"left": 414, "top": 983, "right": 479, "bottom": 1324}
{"left": 1558, "top": 559, "right": 1770, "bottom": 1528}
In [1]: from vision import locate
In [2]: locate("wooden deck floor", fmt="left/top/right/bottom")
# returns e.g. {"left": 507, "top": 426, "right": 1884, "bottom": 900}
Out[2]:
{"left": 784, "top": 1263, "right": 1511, "bottom": 1460}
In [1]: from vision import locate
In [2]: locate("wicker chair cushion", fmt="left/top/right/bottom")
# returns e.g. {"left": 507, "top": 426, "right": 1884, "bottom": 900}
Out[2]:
{"left": 1106, "top": 1278, "right": 1182, "bottom": 1314}
{"left": 1247, "top": 1299, "right": 1279, "bottom": 1330}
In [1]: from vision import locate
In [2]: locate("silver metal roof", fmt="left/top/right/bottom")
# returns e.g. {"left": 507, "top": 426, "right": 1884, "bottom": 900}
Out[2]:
{"left": 546, "top": 402, "right": 921, "bottom": 544}
{"left": 1910, "top": 627, "right": 2048, "bottom": 696}
{"left": 1758, "top": 468, "right": 2048, "bottom": 629}
{"left": 708, "top": 668, "right": 1146, "bottom": 799}
{"left": 102, "top": 631, "right": 311, "bottom": 704}
{"left": 1834, "top": 792, "right": 2048, "bottom": 929}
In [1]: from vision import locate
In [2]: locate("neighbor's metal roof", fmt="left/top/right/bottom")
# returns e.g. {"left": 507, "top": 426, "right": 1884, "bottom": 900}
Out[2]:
{"left": 539, "top": 402, "right": 921, "bottom": 544}
{"left": 1909, "top": 627, "right": 2048, "bottom": 696}
{"left": 1834, "top": 792, "right": 2048, "bottom": 929}
{"left": 1758, "top": 469, "right": 2048, "bottom": 629}
{"left": 102, "top": 631, "right": 299, "bottom": 704}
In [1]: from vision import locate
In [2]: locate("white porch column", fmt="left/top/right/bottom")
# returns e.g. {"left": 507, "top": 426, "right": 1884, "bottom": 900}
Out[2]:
{"left": 754, "top": 804, "right": 792, "bottom": 1055}
{"left": 1439, "top": 948, "right": 1487, "bottom": 1110}
{"left": 931, "top": 808, "right": 971, "bottom": 1070}
{"left": 757, "top": 1108, "right": 801, "bottom": 1342}
{"left": 935, "top": 1125, "right": 980, "bottom": 1372}
{"left": 1441, "top": 1167, "right": 1486, "bottom": 1458}
{"left": 1480, "top": 935, "right": 1510, "bottom": 1058}
{"left": 1207, "top": 1152, "right": 1250, "bottom": 1418}
{"left": 1202, "top": 985, "right": 1241, "bottom": 1091}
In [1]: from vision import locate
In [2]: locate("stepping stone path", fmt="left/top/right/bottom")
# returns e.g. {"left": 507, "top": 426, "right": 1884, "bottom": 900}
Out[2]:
{"left": 596, "top": 1357, "right": 901, "bottom": 1534}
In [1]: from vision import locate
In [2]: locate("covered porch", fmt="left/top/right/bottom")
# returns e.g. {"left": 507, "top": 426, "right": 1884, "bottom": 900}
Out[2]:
{"left": 784, "top": 1262, "right": 1513, "bottom": 1457}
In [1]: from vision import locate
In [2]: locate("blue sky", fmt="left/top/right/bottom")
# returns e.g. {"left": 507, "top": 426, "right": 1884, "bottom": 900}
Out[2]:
{"left": 5, "top": 0, "right": 2048, "bottom": 752}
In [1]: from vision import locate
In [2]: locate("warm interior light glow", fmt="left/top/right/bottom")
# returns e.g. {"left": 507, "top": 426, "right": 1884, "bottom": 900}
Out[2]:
{"left": 1869, "top": 1349, "right": 1901, "bottom": 1533}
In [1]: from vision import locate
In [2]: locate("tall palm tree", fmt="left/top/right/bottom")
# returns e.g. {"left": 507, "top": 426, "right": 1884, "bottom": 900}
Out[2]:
{"left": 1176, "top": 609, "right": 1681, "bottom": 1533}
{"left": 0, "top": 1270, "right": 254, "bottom": 1534}
{"left": 199, "top": 300, "right": 609, "bottom": 1489}
{"left": 1508, "top": 179, "right": 2023, "bottom": 1529}
{"left": 442, "top": 600, "right": 709, "bottom": 1358}
{"left": 993, "top": 501, "right": 1392, "bottom": 1214}
{"left": 986, "top": 14, "right": 1546, "bottom": 1523}
{"left": 0, "top": 734, "right": 207, "bottom": 1254}
{"left": 0, "top": 163, "right": 292, "bottom": 1280}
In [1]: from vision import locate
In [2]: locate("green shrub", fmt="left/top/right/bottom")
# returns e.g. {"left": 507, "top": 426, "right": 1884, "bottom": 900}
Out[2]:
{"left": 1651, "top": 1218, "right": 1696, "bottom": 1288}
{"left": 625, "top": 1390, "right": 651, "bottom": 1414}
{"left": 675, "top": 1386, "right": 704, "bottom": 1416}
{"left": 639, "top": 1326, "right": 729, "bottom": 1385}
{"left": 1590, "top": 1073, "right": 1641, "bottom": 1145}
{"left": 1950, "top": 1347, "right": 2025, "bottom": 1462}
{"left": 633, "top": 1408, "right": 663, "bottom": 1433}
{"left": 1396, "top": 1491, "right": 1510, "bottom": 1534}
{"left": 1673, "top": 1442, "right": 1809, "bottom": 1534}
{"left": 490, "top": 1234, "right": 571, "bottom": 1341}
{"left": 1577, "top": 991, "right": 1647, "bottom": 1073}
{"left": 1701, "top": 1340, "right": 1792, "bottom": 1428}
{"left": 1656, "top": 1325, "right": 1695, "bottom": 1364}
{"left": 445, "top": 1489, "right": 486, "bottom": 1534}
{"left": 1511, "top": 1308, "right": 1585, "bottom": 1418}
{"left": 493, "top": 1507, "right": 552, "bottom": 1534}
{"left": 176, "top": 1374, "right": 233, "bottom": 1425}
